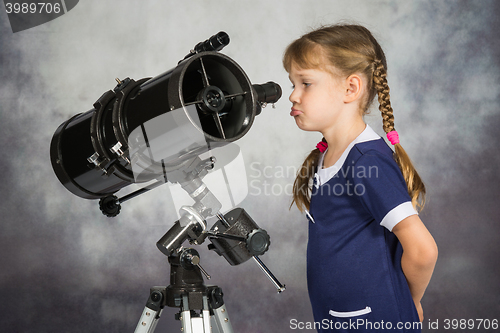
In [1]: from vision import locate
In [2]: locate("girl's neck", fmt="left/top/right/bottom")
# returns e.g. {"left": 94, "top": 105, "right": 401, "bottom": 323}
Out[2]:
{"left": 321, "top": 117, "right": 366, "bottom": 168}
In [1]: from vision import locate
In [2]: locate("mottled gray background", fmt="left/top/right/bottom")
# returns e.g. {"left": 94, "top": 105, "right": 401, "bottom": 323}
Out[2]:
{"left": 1, "top": 1, "right": 499, "bottom": 332}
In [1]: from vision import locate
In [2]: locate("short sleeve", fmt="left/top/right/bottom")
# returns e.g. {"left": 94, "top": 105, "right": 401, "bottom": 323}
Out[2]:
{"left": 352, "top": 151, "right": 417, "bottom": 231}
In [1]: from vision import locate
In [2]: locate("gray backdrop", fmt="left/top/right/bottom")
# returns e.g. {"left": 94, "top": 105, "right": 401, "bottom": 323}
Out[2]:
{"left": 1, "top": 1, "right": 499, "bottom": 332}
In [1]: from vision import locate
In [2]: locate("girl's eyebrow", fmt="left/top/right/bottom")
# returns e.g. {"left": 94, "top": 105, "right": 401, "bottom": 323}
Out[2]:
{"left": 289, "top": 72, "right": 314, "bottom": 80}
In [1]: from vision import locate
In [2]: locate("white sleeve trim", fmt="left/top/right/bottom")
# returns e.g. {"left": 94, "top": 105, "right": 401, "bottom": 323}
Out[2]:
{"left": 380, "top": 201, "right": 418, "bottom": 231}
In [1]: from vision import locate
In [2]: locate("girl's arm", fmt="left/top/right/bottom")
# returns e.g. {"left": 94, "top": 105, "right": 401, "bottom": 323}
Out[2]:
{"left": 392, "top": 214, "right": 438, "bottom": 322}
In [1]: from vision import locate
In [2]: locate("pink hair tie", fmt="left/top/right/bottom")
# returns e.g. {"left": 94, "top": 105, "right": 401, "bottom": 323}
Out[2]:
{"left": 387, "top": 130, "right": 400, "bottom": 145}
{"left": 316, "top": 141, "right": 328, "bottom": 153}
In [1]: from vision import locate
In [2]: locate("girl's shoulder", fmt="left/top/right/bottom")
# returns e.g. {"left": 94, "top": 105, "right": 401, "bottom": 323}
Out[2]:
{"left": 348, "top": 139, "right": 403, "bottom": 178}
{"left": 351, "top": 138, "right": 395, "bottom": 162}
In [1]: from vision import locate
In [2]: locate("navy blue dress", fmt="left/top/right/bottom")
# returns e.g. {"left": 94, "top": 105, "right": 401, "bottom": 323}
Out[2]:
{"left": 306, "top": 125, "right": 421, "bottom": 332}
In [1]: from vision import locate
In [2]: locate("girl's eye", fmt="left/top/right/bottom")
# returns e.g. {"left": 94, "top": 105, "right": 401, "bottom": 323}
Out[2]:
{"left": 290, "top": 83, "right": 310, "bottom": 89}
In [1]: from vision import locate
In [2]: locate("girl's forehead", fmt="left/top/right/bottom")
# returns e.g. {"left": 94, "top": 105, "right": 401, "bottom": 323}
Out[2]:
{"left": 289, "top": 65, "right": 321, "bottom": 76}
{"left": 289, "top": 62, "right": 339, "bottom": 80}
{"left": 290, "top": 46, "right": 325, "bottom": 69}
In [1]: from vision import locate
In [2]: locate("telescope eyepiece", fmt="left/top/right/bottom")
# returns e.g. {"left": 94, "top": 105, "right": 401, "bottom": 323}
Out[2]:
{"left": 194, "top": 31, "right": 230, "bottom": 53}
{"left": 252, "top": 82, "right": 282, "bottom": 104}
{"left": 182, "top": 32, "right": 230, "bottom": 62}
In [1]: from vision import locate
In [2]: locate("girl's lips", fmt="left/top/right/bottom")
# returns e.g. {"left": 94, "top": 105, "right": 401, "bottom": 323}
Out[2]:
{"left": 290, "top": 108, "right": 303, "bottom": 117}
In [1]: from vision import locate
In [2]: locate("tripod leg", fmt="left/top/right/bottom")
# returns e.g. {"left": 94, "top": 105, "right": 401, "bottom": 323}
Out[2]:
{"left": 212, "top": 303, "right": 233, "bottom": 333}
{"left": 180, "top": 295, "right": 211, "bottom": 332}
{"left": 208, "top": 287, "right": 233, "bottom": 333}
{"left": 134, "top": 288, "right": 165, "bottom": 333}
{"left": 180, "top": 295, "right": 194, "bottom": 333}
{"left": 179, "top": 295, "right": 214, "bottom": 332}
{"left": 135, "top": 306, "right": 162, "bottom": 333}
{"left": 202, "top": 295, "right": 211, "bottom": 331}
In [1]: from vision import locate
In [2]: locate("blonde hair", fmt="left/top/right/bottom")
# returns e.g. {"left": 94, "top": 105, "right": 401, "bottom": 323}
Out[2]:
{"left": 284, "top": 24, "right": 425, "bottom": 212}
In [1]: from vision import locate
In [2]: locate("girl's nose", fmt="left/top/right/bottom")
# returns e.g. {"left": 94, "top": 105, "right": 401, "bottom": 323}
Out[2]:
{"left": 289, "top": 88, "right": 300, "bottom": 104}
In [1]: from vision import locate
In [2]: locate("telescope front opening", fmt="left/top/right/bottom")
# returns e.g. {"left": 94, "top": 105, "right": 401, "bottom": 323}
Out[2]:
{"left": 180, "top": 54, "right": 253, "bottom": 141}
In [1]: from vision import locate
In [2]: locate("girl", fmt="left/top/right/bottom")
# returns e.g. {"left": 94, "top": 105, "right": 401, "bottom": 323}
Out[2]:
{"left": 284, "top": 24, "right": 438, "bottom": 332}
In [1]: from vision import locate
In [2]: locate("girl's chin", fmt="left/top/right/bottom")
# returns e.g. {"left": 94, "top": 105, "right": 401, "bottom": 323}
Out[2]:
{"left": 294, "top": 118, "right": 318, "bottom": 132}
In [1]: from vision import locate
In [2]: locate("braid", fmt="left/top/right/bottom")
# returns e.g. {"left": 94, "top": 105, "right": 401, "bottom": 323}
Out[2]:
{"left": 372, "top": 60, "right": 394, "bottom": 134}
{"left": 372, "top": 59, "right": 426, "bottom": 211}
{"left": 290, "top": 137, "right": 325, "bottom": 212}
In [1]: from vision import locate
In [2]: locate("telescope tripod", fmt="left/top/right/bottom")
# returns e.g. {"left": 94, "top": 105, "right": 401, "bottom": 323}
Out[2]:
{"left": 135, "top": 247, "right": 233, "bottom": 333}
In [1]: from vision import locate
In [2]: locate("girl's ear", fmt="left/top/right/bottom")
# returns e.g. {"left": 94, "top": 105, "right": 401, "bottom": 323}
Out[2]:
{"left": 343, "top": 74, "right": 363, "bottom": 103}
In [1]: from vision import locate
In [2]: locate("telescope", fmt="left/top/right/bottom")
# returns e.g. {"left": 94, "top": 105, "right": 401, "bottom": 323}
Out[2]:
{"left": 49, "top": 32, "right": 284, "bottom": 333}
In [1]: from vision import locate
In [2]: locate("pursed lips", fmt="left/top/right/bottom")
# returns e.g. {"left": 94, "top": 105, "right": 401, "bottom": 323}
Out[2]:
{"left": 290, "top": 107, "right": 303, "bottom": 117}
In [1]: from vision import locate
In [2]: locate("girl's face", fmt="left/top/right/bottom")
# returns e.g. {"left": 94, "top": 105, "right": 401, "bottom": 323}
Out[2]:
{"left": 288, "top": 63, "right": 346, "bottom": 133}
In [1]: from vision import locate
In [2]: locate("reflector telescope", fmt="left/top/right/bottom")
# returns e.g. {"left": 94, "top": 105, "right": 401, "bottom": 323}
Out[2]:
{"left": 50, "top": 35, "right": 281, "bottom": 200}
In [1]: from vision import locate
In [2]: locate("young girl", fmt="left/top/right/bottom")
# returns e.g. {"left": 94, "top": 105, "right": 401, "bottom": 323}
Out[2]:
{"left": 284, "top": 24, "right": 438, "bottom": 332}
